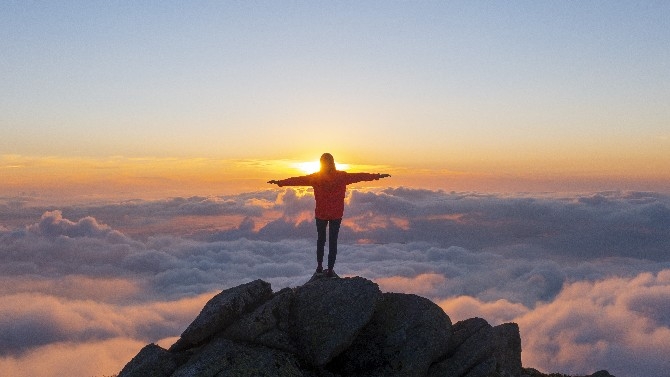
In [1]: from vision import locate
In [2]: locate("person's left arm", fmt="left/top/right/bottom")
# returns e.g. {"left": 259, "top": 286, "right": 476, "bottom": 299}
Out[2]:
{"left": 343, "top": 172, "right": 391, "bottom": 185}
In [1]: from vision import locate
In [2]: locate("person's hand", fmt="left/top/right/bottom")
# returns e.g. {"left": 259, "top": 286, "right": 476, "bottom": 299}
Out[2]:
{"left": 268, "top": 180, "right": 284, "bottom": 187}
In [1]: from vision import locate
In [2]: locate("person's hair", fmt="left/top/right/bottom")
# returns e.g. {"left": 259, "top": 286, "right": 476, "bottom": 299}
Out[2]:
{"left": 320, "top": 153, "right": 336, "bottom": 172}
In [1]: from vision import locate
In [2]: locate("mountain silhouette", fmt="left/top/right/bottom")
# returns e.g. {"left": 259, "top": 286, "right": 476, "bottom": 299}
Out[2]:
{"left": 118, "top": 274, "right": 614, "bottom": 377}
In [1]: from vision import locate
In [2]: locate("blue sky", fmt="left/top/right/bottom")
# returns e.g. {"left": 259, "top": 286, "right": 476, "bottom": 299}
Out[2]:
{"left": 2, "top": 1, "right": 668, "bottom": 182}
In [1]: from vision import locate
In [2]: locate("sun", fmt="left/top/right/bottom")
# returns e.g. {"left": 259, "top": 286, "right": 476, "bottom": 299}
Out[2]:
{"left": 293, "top": 161, "right": 350, "bottom": 174}
{"left": 295, "top": 161, "right": 321, "bottom": 174}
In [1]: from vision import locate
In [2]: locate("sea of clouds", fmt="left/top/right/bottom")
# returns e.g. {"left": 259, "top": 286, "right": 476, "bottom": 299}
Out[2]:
{"left": 1, "top": 188, "right": 669, "bottom": 377}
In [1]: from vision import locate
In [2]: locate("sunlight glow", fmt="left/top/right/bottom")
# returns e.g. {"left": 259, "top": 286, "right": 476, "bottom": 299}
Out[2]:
{"left": 293, "top": 161, "right": 350, "bottom": 174}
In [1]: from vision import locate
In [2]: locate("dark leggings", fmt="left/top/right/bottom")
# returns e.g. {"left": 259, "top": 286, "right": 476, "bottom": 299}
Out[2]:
{"left": 316, "top": 218, "right": 342, "bottom": 270}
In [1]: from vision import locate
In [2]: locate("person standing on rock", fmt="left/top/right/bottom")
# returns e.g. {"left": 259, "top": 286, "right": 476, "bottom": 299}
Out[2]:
{"left": 268, "top": 153, "right": 390, "bottom": 277}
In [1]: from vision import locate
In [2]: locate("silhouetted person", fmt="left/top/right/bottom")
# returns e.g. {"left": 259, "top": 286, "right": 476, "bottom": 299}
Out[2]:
{"left": 268, "top": 153, "right": 390, "bottom": 277}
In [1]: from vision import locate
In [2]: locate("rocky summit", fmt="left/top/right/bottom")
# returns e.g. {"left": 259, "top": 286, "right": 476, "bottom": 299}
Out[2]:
{"left": 118, "top": 274, "right": 614, "bottom": 377}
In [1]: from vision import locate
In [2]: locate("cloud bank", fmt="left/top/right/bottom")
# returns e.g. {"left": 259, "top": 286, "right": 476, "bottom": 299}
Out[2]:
{"left": 1, "top": 188, "right": 669, "bottom": 376}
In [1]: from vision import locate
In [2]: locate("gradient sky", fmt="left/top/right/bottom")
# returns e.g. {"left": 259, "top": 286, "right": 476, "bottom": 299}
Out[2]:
{"left": 1, "top": 4, "right": 670, "bottom": 376}
{"left": 1, "top": 1, "right": 669, "bottom": 197}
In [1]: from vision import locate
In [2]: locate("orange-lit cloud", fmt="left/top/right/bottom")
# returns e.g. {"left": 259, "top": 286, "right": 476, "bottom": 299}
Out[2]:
{"left": 2, "top": 188, "right": 670, "bottom": 377}
{"left": 376, "top": 273, "right": 447, "bottom": 296}
{"left": 515, "top": 271, "right": 670, "bottom": 376}
{"left": 0, "top": 287, "right": 218, "bottom": 377}
{"left": 0, "top": 337, "right": 146, "bottom": 377}
{"left": 437, "top": 296, "right": 530, "bottom": 324}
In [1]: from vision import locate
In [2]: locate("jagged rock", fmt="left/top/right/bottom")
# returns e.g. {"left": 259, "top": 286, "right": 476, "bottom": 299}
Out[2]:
{"left": 171, "top": 337, "right": 302, "bottom": 377}
{"left": 446, "top": 317, "right": 490, "bottom": 355}
{"left": 521, "top": 368, "right": 616, "bottom": 377}
{"left": 429, "top": 319, "right": 495, "bottom": 377}
{"left": 491, "top": 323, "right": 522, "bottom": 377}
{"left": 289, "top": 276, "right": 381, "bottom": 366}
{"left": 331, "top": 292, "right": 452, "bottom": 376}
{"left": 587, "top": 371, "right": 615, "bottom": 377}
{"left": 119, "top": 276, "right": 609, "bottom": 377}
{"left": 520, "top": 367, "right": 544, "bottom": 377}
{"left": 464, "top": 356, "right": 496, "bottom": 377}
{"left": 170, "top": 279, "right": 273, "bottom": 352}
{"left": 223, "top": 287, "right": 296, "bottom": 353}
{"left": 255, "top": 328, "right": 297, "bottom": 354}
{"left": 118, "top": 343, "right": 178, "bottom": 377}
{"left": 429, "top": 319, "right": 522, "bottom": 377}
{"left": 306, "top": 270, "right": 340, "bottom": 283}
{"left": 223, "top": 287, "right": 294, "bottom": 340}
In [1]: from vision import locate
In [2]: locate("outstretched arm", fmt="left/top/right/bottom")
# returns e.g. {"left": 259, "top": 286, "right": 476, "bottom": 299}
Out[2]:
{"left": 344, "top": 172, "right": 391, "bottom": 185}
{"left": 267, "top": 174, "right": 314, "bottom": 187}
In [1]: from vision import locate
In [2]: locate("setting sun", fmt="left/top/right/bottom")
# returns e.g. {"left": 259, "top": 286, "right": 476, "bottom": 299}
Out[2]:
{"left": 293, "top": 161, "right": 350, "bottom": 174}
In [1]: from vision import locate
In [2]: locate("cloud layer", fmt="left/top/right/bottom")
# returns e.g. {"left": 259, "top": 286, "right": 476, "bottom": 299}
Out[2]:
{"left": 1, "top": 188, "right": 669, "bottom": 376}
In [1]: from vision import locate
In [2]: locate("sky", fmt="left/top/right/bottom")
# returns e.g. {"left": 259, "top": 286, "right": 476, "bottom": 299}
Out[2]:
{"left": 1, "top": 1, "right": 669, "bottom": 198}
{"left": 1, "top": 2, "right": 669, "bottom": 377}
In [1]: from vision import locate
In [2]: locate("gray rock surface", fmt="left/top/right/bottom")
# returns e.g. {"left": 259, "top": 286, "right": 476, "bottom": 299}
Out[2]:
{"left": 171, "top": 337, "right": 302, "bottom": 377}
{"left": 429, "top": 319, "right": 523, "bottom": 377}
{"left": 119, "top": 276, "right": 615, "bottom": 377}
{"left": 118, "top": 343, "right": 178, "bottom": 377}
{"left": 170, "top": 279, "right": 272, "bottom": 352}
{"left": 429, "top": 318, "right": 495, "bottom": 377}
{"left": 289, "top": 276, "right": 381, "bottom": 366}
{"left": 222, "top": 286, "right": 296, "bottom": 353}
{"left": 522, "top": 367, "right": 616, "bottom": 377}
{"left": 333, "top": 292, "right": 452, "bottom": 377}
{"left": 446, "top": 317, "right": 490, "bottom": 355}
{"left": 223, "top": 287, "right": 294, "bottom": 342}
{"left": 491, "top": 323, "right": 522, "bottom": 377}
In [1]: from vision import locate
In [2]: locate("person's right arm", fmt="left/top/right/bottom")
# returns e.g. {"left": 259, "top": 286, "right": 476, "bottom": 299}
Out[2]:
{"left": 267, "top": 174, "right": 315, "bottom": 187}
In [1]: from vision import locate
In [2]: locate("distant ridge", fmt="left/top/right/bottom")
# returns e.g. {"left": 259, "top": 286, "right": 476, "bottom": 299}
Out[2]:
{"left": 118, "top": 274, "right": 614, "bottom": 377}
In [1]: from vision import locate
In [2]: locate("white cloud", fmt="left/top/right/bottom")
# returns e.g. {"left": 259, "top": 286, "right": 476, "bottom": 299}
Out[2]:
{"left": 516, "top": 271, "right": 670, "bottom": 377}
{"left": 1, "top": 188, "right": 669, "bottom": 376}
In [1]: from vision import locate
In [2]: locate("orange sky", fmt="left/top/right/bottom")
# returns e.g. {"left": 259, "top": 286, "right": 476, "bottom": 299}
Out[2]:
{"left": 2, "top": 154, "right": 668, "bottom": 205}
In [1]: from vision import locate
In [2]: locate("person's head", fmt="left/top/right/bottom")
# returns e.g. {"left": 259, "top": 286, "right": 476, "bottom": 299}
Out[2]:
{"left": 320, "top": 153, "right": 336, "bottom": 173}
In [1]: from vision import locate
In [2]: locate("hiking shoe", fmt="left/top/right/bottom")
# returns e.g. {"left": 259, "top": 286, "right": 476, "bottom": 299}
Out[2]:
{"left": 326, "top": 268, "right": 335, "bottom": 277}
{"left": 316, "top": 266, "right": 323, "bottom": 273}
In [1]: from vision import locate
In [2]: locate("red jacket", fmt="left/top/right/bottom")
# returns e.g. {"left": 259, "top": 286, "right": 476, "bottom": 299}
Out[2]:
{"left": 276, "top": 171, "right": 383, "bottom": 220}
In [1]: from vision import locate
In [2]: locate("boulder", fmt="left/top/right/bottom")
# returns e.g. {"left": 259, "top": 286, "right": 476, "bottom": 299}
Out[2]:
{"left": 223, "top": 287, "right": 294, "bottom": 341}
{"left": 289, "top": 276, "right": 381, "bottom": 366}
{"left": 118, "top": 276, "right": 612, "bottom": 377}
{"left": 223, "top": 287, "right": 296, "bottom": 353}
{"left": 171, "top": 337, "right": 302, "bottom": 377}
{"left": 429, "top": 319, "right": 494, "bottom": 377}
{"left": 331, "top": 292, "right": 452, "bottom": 377}
{"left": 305, "top": 271, "right": 340, "bottom": 283}
{"left": 429, "top": 320, "right": 522, "bottom": 377}
{"left": 491, "top": 323, "right": 522, "bottom": 377}
{"left": 446, "top": 317, "right": 490, "bottom": 355}
{"left": 588, "top": 371, "right": 616, "bottom": 377}
{"left": 521, "top": 367, "right": 616, "bottom": 377}
{"left": 170, "top": 279, "right": 273, "bottom": 352}
{"left": 118, "top": 343, "right": 178, "bottom": 377}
